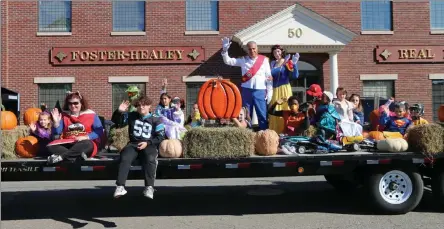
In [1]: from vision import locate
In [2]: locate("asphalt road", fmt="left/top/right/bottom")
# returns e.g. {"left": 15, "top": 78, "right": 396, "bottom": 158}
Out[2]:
{"left": 1, "top": 176, "right": 443, "bottom": 229}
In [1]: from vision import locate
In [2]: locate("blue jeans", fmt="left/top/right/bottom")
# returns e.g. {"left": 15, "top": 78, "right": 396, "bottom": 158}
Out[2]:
{"left": 241, "top": 87, "right": 268, "bottom": 130}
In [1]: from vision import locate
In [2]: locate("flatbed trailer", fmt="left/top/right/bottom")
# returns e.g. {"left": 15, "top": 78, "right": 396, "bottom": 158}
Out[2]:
{"left": 2, "top": 151, "right": 443, "bottom": 214}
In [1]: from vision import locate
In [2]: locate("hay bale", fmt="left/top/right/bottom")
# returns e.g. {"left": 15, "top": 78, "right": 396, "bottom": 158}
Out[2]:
{"left": 1, "top": 125, "right": 29, "bottom": 159}
{"left": 406, "top": 123, "right": 444, "bottom": 155}
{"left": 111, "top": 126, "right": 129, "bottom": 151}
{"left": 183, "top": 127, "right": 255, "bottom": 159}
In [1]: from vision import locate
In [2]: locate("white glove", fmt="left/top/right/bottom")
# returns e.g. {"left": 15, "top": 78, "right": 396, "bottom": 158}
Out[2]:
{"left": 292, "top": 53, "right": 300, "bottom": 63}
{"left": 221, "top": 37, "right": 231, "bottom": 52}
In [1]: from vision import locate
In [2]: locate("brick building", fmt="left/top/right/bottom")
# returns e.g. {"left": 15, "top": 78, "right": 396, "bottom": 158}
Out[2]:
{"left": 1, "top": 0, "right": 443, "bottom": 123}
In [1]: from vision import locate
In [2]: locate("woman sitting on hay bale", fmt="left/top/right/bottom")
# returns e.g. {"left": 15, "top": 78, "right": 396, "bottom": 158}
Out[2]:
{"left": 111, "top": 96, "right": 165, "bottom": 199}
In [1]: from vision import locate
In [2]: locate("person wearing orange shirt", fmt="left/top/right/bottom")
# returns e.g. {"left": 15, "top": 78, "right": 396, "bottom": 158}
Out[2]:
{"left": 268, "top": 95, "right": 310, "bottom": 136}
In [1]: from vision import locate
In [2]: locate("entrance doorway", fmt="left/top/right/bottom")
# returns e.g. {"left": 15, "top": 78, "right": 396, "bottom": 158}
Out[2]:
{"left": 291, "top": 61, "right": 321, "bottom": 103}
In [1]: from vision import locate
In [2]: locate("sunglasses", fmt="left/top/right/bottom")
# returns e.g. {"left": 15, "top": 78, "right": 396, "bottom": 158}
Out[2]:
{"left": 68, "top": 101, "right": 80, "bottom": 106}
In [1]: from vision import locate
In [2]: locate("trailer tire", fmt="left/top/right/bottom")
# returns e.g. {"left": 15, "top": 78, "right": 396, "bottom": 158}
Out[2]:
{"left": 431, "top": 171, "right": 444, "bottom": 209}
{"left": 367, "top": 169, "right": 423, "bottom": 214}
{"left": 324, "top": 174, "right": 359, "bottom": 193}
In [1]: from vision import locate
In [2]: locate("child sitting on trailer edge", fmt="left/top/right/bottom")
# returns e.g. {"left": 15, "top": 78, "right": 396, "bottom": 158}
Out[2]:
{"left": 111, "top": 96, "right": 165, "bottom": 199}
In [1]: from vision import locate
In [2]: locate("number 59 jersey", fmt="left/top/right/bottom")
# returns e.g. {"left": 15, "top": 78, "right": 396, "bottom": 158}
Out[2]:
{"left": 112, "top": 110, "right": 165, "bottom": 145}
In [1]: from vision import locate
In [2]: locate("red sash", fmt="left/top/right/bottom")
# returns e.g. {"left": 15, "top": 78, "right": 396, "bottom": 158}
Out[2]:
{"left": 241, "top": 55, "right": 266, "bottom": 83}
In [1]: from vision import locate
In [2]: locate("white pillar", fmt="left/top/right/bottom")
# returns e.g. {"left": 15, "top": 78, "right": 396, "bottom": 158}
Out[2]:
{"left": 329, "top": 52, "right": 339, "bottom": 98}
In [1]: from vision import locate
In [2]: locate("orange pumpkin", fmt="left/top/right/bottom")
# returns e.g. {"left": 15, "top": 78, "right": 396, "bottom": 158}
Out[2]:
{"left": 1, "top": 106, "right": 18, "bottom": 130}
{"left": 255, "top": 129, "right": 279, "bottom": 156}
{"left": 362, "top": 131, "right": 369, "bottom": 139}
{"left": 368, "top": 131, "right": 385, "bottom": 140}
{"left": 197, "top": 79, "right": 242, "bottom": 120}
{"left": 15, "top": 136, "right": 39, "bottom": 158}
{"left": 438, "top": 105, "right": 444, "bottom": 122}
{"left": 23, "top": 107, "right": 42, "bottom": 125}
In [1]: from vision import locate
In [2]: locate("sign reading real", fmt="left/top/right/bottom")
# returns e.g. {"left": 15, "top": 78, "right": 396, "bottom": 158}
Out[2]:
{"left": 50, "top": 46, "right": 205, "bottom": 65}
{"left": 376, "top": 46, "right": 444, "bottom": 63}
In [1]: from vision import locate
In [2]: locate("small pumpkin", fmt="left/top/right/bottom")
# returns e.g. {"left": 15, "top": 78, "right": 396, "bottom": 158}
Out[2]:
{"left": 1, "top": 105, "right": 18, "bottom": 130}
{"left": 15, "top": 136, "right": 39, "bottom": 158}
{"left": 159, "top": 139, "right": 183, "bottom": 158}
{"left": 368, "top": 131, "right": 385, "bottom": 140}
{"left": 255, "top": 129, "right": 279, "bottom": 156}
{"left": 23, "top": 107, "right": 42, "bottom": 126}
{"left": 197, "top": 79, "right": 242, "bottom": 120}
{"left": 377, "top": 138, "right": 409, "bottom": 152}
{"left": 438, "top": 105, "right": 444, "bottom": 122}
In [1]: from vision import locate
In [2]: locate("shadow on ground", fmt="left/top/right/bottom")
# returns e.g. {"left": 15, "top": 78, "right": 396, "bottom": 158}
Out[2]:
{"left": 1, "top": 180, "right": 441, "bottom": 228}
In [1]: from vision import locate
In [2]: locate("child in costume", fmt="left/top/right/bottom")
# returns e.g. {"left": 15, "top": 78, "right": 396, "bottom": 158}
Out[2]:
{"left": 349, "top": 94, "right": 364, "bottom": 126}
{"left": 333, "top": 87, "right": 363, "bottom": 137}
{"left": 185, "top": 103, "right": 203, "bottom": 129}
{"left": 409, "top": 103, "right": 429, "bottom": 125}
{"left": 379, "top": 102, "right": 412, "bottom": 135}
{"left": 268, "top": 45, "right": 300, "bottom": 134}
{"left": 112, "top": 96, "right": 165, "bottom": 199}
{"left": 28, "top": 110, "right": 53, "bottom": 157}
{"left": 314, "top": 91, "right": 341, "bottom": 140}
{"left": 153, "top": 79, "right": 186, "bottom": 139}
{"left": 268, "top": 95, "right": 310, "bottom": 136}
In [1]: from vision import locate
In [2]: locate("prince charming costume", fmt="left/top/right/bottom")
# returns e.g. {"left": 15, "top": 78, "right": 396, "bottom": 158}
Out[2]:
{"left": 221, "top": 37, "right": 272, "bottom": 130}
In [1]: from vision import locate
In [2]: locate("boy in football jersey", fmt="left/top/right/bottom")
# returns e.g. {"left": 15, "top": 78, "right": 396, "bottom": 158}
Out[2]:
{"left": 111, "top": 96, "right": 165, "bottom": 199}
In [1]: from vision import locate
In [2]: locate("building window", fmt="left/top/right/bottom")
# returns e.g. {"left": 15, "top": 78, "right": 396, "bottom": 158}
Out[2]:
{"left": 361, "top": 0, "right": 392, "bottom": 31}
{"left": 186, "top": 83, "right": 203, "bottom": 116}
{"left": 112, "top": 1, "right": 145, "bottom": 32}
{"left": 432, "top": 80, "right": 444, "bottom": 121}
{"left": 186, "top": 0, "right": 219, "bottom": 31}
{"left": 38, "top": 1, "right": 72, "bottom": 32}
{"left": 38, "top": 84, "right": 72, "bottom": 108}
{"left": 362, "top": 80, "right": 394, "bottom": 99}
{"left": 431, "top": 0, "right": 444, "bottom": 30}
{"left": 112, "top": 83, "right": 146, "bottom": 111}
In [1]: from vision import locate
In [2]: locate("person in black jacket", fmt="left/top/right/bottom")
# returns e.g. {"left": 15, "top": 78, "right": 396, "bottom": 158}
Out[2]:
{"left": 111, "top": 95, "right": 165, "bottom": 199}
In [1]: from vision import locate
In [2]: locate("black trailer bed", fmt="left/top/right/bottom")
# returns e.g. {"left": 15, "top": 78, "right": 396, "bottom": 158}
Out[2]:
{"left": 1, "top": 151, "right": 438, "bottom": 182}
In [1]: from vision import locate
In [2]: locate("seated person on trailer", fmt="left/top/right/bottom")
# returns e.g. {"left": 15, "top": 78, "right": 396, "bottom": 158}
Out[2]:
{"left": 268, "top": 95, "right": 310, "bottom": 136}
{"left": 379, "top": 102, "right": 412, "bottom": 136}
{"left": 313, "top": 91, "right": 341, "bottom": 140}
{"left": 111, "top": 96, "right": 165, "bottom": 199}
{"left": 409, "top": 103, "right": 429, "bottom": 126}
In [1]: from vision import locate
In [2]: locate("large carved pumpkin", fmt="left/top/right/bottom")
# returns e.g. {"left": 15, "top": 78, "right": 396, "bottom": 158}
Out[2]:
{"left": 255, "top": 129, "right": 279, "bottom": 156}
{"left": 197, "top": 79, "right": 242, "bottom": 120}
{"left": 1, "top": 106, "right": 18, "bottom": 130}
{"left": 15, "top": 136, "right": 39, "bottom": 158}
{"left": 439, "top": 105, "right": 444, "bottom": 122}
{"left": 23, "top": 107, "right": 42, "bottom": 125}
{"left": 159, "top": 139, "right": 183, "bottom": 158}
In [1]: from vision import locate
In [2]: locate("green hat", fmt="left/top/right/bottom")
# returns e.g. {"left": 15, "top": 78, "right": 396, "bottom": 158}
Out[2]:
{"left": 125, "top": 86, "right": 140, "bottom": 93}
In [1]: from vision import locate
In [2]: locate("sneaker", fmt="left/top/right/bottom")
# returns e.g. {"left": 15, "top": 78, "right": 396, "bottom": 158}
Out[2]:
{"left": 113, "top": 186, "right": 127, "bottom": 198}
{"left": 47, "top": 154, "right": 63, "bottom": 164}
{"left": 143, "top": 186, "right": 155, "bottom": 199}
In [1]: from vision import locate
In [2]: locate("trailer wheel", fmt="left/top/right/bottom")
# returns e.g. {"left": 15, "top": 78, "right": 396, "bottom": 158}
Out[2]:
{"left": 431, "top": 171, "right": 444, "bottom": 209}
{"left": 367, "top": 169, "right": 423, "bottom": 214}
{"left": 324, "top": 174, "right": 359, "bottom": 193}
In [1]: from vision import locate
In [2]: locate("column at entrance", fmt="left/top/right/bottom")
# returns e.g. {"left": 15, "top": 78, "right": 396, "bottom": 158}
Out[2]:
{"left": 329, "top": 52, "right": 339, "bottom": 97}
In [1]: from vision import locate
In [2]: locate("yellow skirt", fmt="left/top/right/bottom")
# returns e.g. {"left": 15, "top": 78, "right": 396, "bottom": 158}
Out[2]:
{"left": 268, "top": 84, "right": 292, "bottom": 134}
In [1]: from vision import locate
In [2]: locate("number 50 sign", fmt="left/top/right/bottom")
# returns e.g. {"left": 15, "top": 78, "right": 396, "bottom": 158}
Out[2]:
{"left": 288, "top": 28, "right": 303, "bottom": 38}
